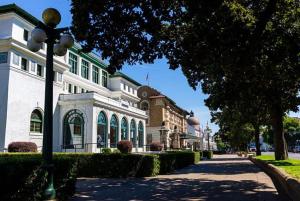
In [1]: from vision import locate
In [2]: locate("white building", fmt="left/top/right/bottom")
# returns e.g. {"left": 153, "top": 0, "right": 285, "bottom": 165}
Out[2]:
{"left": 0, "top": 4, "right": 147, "bottom": 152}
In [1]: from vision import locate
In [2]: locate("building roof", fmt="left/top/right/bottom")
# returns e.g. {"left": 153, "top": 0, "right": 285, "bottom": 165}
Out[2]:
{"left": 110, "top": 72, "right": 141, "bottom": 86}
{"left": 0, "top": 4, "right": 40, "bottom": 25}
{"left": 139, "top": 85, "right": 189, "bottom": 115}
{"left": 0, "top": 3, "right": 141, "bottom": 87}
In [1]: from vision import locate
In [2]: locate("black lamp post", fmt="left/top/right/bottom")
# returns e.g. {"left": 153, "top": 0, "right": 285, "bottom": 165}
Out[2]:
{"left": 27, "top": 8, "right": 74, "bottom": 200}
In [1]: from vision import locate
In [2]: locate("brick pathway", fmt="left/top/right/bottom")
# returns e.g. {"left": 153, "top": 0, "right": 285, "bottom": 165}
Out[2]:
{"left": 70, "top": 155, "right": 287, "bottom": 201}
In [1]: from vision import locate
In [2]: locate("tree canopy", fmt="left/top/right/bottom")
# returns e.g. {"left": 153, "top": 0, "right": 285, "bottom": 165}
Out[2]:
{"left": 71, "top": 0, "right": 300, "bottom": 160}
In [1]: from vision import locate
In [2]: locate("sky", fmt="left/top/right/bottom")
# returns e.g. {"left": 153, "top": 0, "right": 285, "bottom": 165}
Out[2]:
{"left": 0, "top": 0, "right": 220, "bottom": 133}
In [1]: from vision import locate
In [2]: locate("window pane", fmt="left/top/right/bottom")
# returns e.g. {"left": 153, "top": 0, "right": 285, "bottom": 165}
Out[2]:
{"left": 37, "top": 64, "right": 43, "bottom": 77}
{"left": 102, "top": 71, "right": 108, "bottom": 87}
{"left": 81, "top": 60, "right": 89, "bottom": 79}
{"left": 69, "top": 53, "right": 78, "bottom": 74}
{"left": 0, "top": 52, "right": 8, "bottom": 64}
{"left": 92, "top": 66, "right": 99, "bottom": 84}
{"left": 21, "top": 58, "right": 28, "bottom": 71}
{"left": 12, "top": 53, "right": 19, "bottom": 65}
{"left": 57, "top": 72, "right": 62, "bottom": 82}
{"left": 68, "top": 84, "right": 72, "bottom": 93}
{"left": 23, "top": 29, "right": 29, "bottom": 41}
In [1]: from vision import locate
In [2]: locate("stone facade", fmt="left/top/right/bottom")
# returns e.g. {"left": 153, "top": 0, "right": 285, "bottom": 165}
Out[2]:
{"left": 137, "top": 86, "right": 189, "bottom": 147}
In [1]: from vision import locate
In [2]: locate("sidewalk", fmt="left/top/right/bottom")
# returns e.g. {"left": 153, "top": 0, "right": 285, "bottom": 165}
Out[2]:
{"left": 70, "top": 155, "right": 286, "bottom": 201}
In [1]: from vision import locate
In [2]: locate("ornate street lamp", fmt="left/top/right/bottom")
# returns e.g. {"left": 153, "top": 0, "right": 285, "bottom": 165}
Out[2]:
{"left": 27, "top": 8, "right": 74, "bottom": 200}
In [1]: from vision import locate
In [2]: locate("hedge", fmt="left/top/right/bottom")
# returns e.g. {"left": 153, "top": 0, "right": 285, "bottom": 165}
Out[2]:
{"left": 0, "top": 151, "right": 200, "bottom": 200}
{"left": 0, "top": 153, "right": 77, "bottom": 201}
{"left": 159, "top": 151, "right": 200, "bottom": 174}
{"left": 202, "top": 150, "right": 213, "bottom": 159}
{"left": 74, "top": 153, "right": 160, "bottom": 177}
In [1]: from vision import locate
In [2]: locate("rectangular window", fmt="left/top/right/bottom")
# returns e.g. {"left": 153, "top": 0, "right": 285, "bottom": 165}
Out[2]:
{"left": 21, "top": 58, "right": 28, "bottom": 71}
{"left": 0, "top": 52, "right": 8, "bottom": 64}
{"left": 92, "top": 65, "right": 99, "bottom": 84}
{"left": 37, "top": 64, "right": 43, "bottom": 77}
{"left": 12, "top": 53, "right": 19, "bottom": 65}
{"left": 68, "top": 53, "right": 78, "bottom": 74}
{"left": 23, "top": 29, "right": 29, "bottom": 41}
{"left": 74, "top": 86, "right": 77, "bottom": 94}
{"left": 57, "top": 72, "right": 62, "bottom": 82}
{"left": 102, "top": 71, "right": 108, "bottom": 87}
{"left": 68, "top": 84, "right": 72, "bottom": 93}
{"left": 30, "top": 61, "right": 36, "bottom": 72}
{"left": 81, "top": 60, "right": 89, "bottom": 79}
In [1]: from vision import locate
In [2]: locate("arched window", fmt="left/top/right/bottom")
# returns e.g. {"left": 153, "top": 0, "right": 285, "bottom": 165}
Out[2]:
{"left": 110, "top": 114, "right": 118, "bottom": 148}
{"left": 138, "top": 121, "right": 144, "bottom": 148}
{"left": 97, "top": 111, "right": 107, "bottom": 148}
{"left": 141, "top": 101, "right": 149, "bottom": 111}
{"left": 121, "top": 117, "right": 128, "bottom": 140}
{"left": 130, "top": 119, "right": 136, "bottom": 146}
{"left": 63, "top": 109, "right": 84, "bottom": 149}
{"left": 30, "top": 109, "right": 43, "bottom": 133}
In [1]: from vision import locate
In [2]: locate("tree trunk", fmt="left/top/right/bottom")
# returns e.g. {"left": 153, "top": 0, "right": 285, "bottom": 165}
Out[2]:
{"left": 271, "top": 106, "right": 288, "bottom": 160}
{"left": 254, "top": 125, "right": 261, "bottom": 156}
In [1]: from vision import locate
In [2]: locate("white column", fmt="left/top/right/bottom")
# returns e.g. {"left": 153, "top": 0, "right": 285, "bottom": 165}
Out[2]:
{"left": 88, "top": 63, "right": 92, "bottom": 81}
{"left": 143, "top": 120, "right": 146, "bottom": 152}
{"left": 118, "top": 114, "right": 122, "bottom": 143}
{"left": 107, "top": 112, "right": 111, "bottom": 148}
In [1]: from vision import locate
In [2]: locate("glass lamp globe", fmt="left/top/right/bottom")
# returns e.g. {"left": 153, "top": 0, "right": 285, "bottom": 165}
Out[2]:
{"left": 60, "top": 34, "right": 74, "bottom": 48}
{"left": 42, "top": 8, "right": 61, "bottom": 27}
{"left": 27, "top": 39, "right": 41, "bottom": 52}
{"left": 54, "top": 43, "right": 67, "bottom": 56}
{"left": 31, "top": 28, "right": 47, "bottom": 43}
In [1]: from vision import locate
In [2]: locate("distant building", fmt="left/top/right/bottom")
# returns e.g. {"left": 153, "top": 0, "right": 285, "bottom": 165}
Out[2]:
{"left": 0, "top": 4, "right": 147, "bottom": 152}
{"left": 137, "top": 85, "right": 201, "bottom": 149}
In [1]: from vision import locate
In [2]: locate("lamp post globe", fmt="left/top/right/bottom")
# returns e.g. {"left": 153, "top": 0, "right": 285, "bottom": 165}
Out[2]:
{"left": 42, "top": 8, "right": 61, "bottom": 27}
{"left": 54, "top": 43, "right": 67, "bottom": 56}
{"left": 31, "top": 28, "right": 47, "bottom": 43}
{"left": 27, "top": 39, "right": 41, "bottom": 52}
{"left": 60, "top": 33, "right": 74, "bottom": 48}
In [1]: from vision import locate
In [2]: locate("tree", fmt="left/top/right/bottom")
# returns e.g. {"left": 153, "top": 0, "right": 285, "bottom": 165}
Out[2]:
{"left": 71, "top": 0, "right": 300, "bottom": 160}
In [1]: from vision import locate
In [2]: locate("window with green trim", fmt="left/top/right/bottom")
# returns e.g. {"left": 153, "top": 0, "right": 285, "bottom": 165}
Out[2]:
{"left": 110, "top": 114, "right": 118, "bottom": 148}
{"left": 81, "top": 60, "right": 89, "bottom": 79}
{"left": 30, "top": 109, "right": 43, "bottom": 133}
{"left": 92, "top": 65, "right": 99, "bottom": 84}
{"left": 121, "top": 117, "right": 128, "bottom": 140}
{"left": 69, "top": 53, "right": 78, "bottom": 74}
{"left": 63, "top": 109, "right": 85, "bottom": 149}
{"left": 138, "top": 121, "right": 144, "bottom": 148}
{"left": 130, "top": 119, "right": 136, "bottom": 146}
{"left": 102, "top": 71, "right": 108, "bottom": 87}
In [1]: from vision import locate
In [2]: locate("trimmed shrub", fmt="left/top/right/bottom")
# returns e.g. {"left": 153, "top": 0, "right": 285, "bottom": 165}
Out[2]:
{"left": 150, "top": 142, "right": 163, "bottom": 151}
{"left": 76, "top": 153, "right": 159, "bottom": 178}
{"left": 117, "top": 140, "right": 133, "bottom": 153}
{"left": 8, "top": 142, "right": 37, "bottom": 152}
{"left": 159, "top": 151, "right": 200, "bottom": 174}
{"left": 203, "top": 150, "right": 213, "bottom": 159}
{"left": 0, "top": 153, "right": 77, "bottom": 201}
{"left": 102, "top": 148, "right": 112, "bottom": 153}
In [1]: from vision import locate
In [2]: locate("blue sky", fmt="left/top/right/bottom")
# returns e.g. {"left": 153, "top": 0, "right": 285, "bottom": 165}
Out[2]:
{"left": 1, "top": 0, "right": 220, "bottom": 133}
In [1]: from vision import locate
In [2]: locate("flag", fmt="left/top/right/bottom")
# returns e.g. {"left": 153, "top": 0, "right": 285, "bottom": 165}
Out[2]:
{"left": 146, "top": 73, "right": 149, "bottom": 81}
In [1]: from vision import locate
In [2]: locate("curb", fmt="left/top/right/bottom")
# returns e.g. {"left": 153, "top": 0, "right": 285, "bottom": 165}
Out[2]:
{"left": 250, "top": 157, "right": 300, "bottom": 201}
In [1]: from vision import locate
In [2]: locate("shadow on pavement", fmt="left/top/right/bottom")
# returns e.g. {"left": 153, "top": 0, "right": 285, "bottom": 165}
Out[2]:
{"left": 70, "top": 177, "right": 283, "bottom": 201}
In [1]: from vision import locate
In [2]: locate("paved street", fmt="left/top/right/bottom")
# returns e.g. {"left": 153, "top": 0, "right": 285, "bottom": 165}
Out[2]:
{"left": 70, "top": 155, "right": 286, "bottom": 201}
